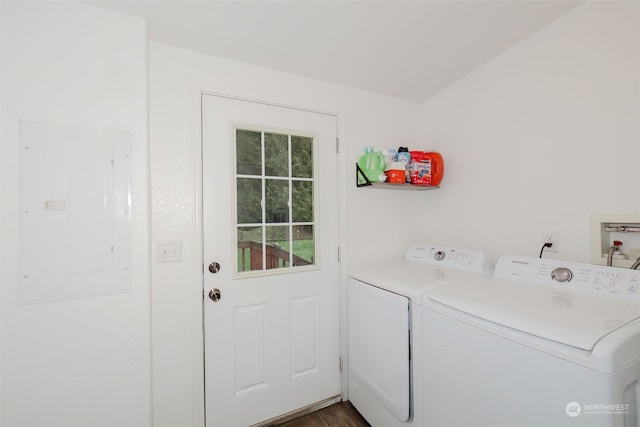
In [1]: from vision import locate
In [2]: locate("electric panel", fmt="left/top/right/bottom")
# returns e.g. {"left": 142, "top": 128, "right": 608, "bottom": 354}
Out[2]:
{"left": 19, "top": 120, "right": 132, "bottom": 303}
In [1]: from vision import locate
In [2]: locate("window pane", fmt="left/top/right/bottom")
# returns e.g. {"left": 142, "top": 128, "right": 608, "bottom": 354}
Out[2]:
{"left": 292, "top": 180, "right": 313, "bottom": 222}
{"left": 291, "top": 136, "right": 313, "bottom": 178}
{"left": 234, "top": 127, "right": 316, "bottom": 275}
{"left": 265, "top": 133, "right": 288, "bottom": 177}
{"left": 236, "top": 129, "right": 262, "bottom": 175}
{"left": 237, "top": 177, "right": 262, "bottom": 224}
{"left": 266, "top": 225, "right": 290, "bottom": 270}
{"left": 293, "top": 225, "right": 314, "bottom": 266}
{"left": 265, "top": 179, "right": 289, "bottom": 223}
{"left": 237, "top": 226, "right": 262, "bottom": 272}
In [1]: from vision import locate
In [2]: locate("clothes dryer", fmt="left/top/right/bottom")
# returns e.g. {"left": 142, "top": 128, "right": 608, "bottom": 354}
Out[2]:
{"left": 421, "top": 255, "right": 640, "bottom": 427}
{"left": 347, "top": 244, "right": 491, "bottom": 427}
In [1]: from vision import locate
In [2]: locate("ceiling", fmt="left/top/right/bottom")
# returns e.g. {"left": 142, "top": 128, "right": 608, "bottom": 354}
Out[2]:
{"left": 90, "top": 0, "right": 583, "bottom": 103}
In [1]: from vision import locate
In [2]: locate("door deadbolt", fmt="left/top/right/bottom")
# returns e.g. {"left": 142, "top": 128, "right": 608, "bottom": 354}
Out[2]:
{"left": 208, "top": 262, "right": 221, "bottom": 273}
{"left": 208, "top": 288, "right": 221, "bottom": 302}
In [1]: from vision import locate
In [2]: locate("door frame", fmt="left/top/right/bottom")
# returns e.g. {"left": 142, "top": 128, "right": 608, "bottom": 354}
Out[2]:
{"left": 185, "top": 87, "right": 349, "bottom": 426}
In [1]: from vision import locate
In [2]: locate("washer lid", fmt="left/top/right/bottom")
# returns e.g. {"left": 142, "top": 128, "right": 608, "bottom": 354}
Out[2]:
{"left": 424, "top": 276, "right": 640, "bottom": 351}
{"left": 350, "top": 259, "right": 482, "bottom": 303}
{"left": 349, "top": 245, "right": 491, "bottom": 303}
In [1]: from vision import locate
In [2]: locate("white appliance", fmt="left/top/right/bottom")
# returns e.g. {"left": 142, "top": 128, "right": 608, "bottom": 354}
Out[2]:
{"left": 347, "top": 244, "right": 491, "bottom": 427}
{"left": 422, "top": 255, "right": 640, "bottom": 427}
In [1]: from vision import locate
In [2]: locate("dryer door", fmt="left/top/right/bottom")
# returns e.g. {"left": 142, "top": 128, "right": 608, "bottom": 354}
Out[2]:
{"left": 348, "top": 278, "right": 411, "bottom": 422}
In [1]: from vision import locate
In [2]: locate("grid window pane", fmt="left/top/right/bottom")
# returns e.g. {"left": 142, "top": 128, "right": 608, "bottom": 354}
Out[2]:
{"left": 265, "top": 225, "right": 289, "bottom": 270}
{"left": 292, "top": 180, "right": 313, "bottom": 223}
{"left": 236, "top": 177, "right": 262, "bottom": 224}
{"left": 291, "top": 136, "right": 313, "bottom": 178}
{"left": 236, "top": 129, "right": 262, "bottom": 176}
{"left": 265, "top": 133, "right": 288, "bottom": 177}
{"left": 293, "top": 225, "right": 314, "bottom": 266}
{"left": 265, "top": 179, "right": 289, "bottom": 223}
{"left": 237, "top": 226, "right": 263, "bottom": 272}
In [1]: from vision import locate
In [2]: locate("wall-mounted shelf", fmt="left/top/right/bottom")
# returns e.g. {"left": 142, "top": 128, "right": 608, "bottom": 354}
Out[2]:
{"left": 356, "top": 163, "right": 439, "bottom": 191}
{"left": 361, "top": 182, "right": 439, "bottom": 191}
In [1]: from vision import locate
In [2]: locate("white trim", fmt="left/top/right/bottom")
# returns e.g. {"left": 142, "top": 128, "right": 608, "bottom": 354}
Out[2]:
{"left": 189, "top": 78, "right": 206, "bottom": 427}
{"left": 199, "top": 90, "right": 338, "bottom": 119}
{"left": 335, "top": 112, "right": 349, "bottom": 400}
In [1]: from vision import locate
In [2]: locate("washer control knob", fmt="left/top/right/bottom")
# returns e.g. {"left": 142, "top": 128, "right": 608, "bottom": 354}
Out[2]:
{"left": 434, "top": 250, "right": 446, "bottom": 261}
{"left": 551, "top": 267, "right": 572, "bottom": 283}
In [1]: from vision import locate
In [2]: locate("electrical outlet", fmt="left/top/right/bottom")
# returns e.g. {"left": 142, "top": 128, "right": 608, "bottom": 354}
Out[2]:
{"left": 542, "top": 231, "right": 559, "bottom": 253}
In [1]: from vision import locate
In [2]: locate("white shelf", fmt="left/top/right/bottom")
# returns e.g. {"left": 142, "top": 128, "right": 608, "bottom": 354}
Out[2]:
{"left": 359, "top": 182, "right": 439, "bottom": 191}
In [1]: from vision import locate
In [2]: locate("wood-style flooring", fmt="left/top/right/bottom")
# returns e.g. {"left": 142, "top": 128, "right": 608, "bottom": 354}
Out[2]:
{"left": 273, "top": 401, "right": 370, "bottom": 427}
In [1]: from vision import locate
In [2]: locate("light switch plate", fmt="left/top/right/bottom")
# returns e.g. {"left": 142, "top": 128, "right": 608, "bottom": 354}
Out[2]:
{"left": 157, "top": 240, "right": 182, "bottom": 263}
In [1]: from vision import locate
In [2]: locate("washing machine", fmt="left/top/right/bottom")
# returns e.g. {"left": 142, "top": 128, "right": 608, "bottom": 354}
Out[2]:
{"left": 421, "top": 254, "right": 640, "bottom": 427}
{"left": 347, "top": 244, "right": 492, "bottom": 427}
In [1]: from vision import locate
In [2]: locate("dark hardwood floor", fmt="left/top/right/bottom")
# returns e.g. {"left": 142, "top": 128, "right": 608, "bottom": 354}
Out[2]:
{"left": 272, "top": 401, "right": 370, "bottom": 427}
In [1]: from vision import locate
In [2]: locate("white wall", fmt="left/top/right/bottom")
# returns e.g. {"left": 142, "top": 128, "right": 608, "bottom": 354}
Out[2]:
{"left": 1, "top": 3, "right": 152, "bottom": 426}
{"left": 148, "top": 42, "right": 422, "bottom": 426}
{"left": 418, "top": 1, "right": 640, "bottom": 264}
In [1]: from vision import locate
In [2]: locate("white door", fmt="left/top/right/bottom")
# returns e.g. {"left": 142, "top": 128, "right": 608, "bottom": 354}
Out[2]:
{"left": 201, "top": 94, "right": 341, "bottom": 427}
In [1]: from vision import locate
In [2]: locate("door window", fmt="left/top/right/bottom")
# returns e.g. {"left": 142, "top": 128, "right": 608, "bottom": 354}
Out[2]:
{"left": 235, "top": 127, "right": 316, "bottom": 275}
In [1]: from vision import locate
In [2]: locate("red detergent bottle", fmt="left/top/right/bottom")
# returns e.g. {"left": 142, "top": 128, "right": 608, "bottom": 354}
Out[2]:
{"left": 409, "top": 151, "right": 444, "bottom": 186}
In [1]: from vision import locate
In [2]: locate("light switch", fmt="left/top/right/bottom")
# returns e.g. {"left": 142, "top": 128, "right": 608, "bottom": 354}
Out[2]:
{"left": 157, "top": 240, "right": 182, "bottom": 263}
{"left": 45, "top": 200, "right": 66, "bottom": 211}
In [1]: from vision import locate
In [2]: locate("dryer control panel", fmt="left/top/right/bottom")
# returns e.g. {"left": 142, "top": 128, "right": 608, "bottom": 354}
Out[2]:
{"left": 405, "top": 244, "right": 492, "bottom": 274}
{"left": 495, "top": 255, "right": 640, "bottom": 299}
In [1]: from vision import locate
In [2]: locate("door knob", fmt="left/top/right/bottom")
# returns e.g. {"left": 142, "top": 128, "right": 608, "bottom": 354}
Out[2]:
{"left": 208, "top": 262, "right": 221, "bottom": 273}
{"left": 208, "top": 288, "right": 221, "bottom": 302}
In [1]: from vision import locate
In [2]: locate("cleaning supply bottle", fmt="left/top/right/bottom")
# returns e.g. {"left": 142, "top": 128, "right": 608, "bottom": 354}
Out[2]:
{"left": 358, "top": 146, "right": 386, "bottom": 183}
{"left": 396, "top": 147, "right": 411, "bottom": 165}
{"left": 409, "top": 151, "right": 444, "bottom": 186}
{"left": 396, "top": 147, "right": 411, "bottom": 183}
{"left": 426, "top": 151, "right": 444, "bottom": 186}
